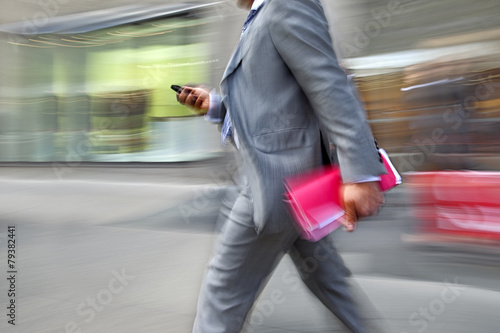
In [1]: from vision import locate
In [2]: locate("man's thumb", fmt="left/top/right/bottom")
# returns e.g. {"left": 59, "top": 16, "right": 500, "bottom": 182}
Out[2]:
{"left": 342, "top": 203, "right": 357, "bottom": 232}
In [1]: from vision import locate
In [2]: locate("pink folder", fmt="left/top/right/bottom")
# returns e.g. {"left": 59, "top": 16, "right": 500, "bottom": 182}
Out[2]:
{"left": 284, "top": 149, "right": 401, "bottom": 241}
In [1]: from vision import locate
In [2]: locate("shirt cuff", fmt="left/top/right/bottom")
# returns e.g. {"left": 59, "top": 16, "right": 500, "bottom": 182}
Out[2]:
{"left": 204, "top": 90, "right": 222, "bottom": 123}
{"left": 349, "top": 176, "right": 381, "bottom": 184}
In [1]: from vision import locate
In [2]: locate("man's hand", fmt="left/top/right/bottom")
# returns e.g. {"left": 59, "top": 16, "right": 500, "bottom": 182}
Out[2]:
{"left": 176, "top": 85, "right": 210, "bottom": 114}
{"left": 340, "top": 182, "right": 385, "bottom": 232}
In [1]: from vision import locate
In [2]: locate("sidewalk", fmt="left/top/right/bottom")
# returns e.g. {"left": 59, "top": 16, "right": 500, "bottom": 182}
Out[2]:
{"left": 1, "top": 220, "right": 498, "bottom": 333}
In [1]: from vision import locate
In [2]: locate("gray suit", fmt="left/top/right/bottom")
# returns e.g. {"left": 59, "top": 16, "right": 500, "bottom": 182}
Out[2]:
{"left": 193, "top": 0, "right": 386, "bottom": 332}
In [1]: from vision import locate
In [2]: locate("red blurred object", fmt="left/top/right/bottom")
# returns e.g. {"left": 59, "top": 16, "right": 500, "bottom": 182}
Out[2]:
{"left": 408, "top": 171, "right": 500, "bottom": 242}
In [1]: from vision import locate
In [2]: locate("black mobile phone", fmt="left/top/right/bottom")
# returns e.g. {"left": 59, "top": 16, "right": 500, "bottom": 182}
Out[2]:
{"left": 171, "top": 85, "right": 182, "bottom": 93}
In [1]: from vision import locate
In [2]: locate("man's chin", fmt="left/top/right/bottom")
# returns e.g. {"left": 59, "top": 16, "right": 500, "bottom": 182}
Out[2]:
{"left": 236, "top": 0, "right": 253, "bottom": 10}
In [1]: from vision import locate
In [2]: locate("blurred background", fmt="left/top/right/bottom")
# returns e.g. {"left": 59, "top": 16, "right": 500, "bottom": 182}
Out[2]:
{"left": 1, "top": 0, "right": 499, "bottom": 166}
{"left": 1, "top": 0, "right": 500, "bottom": 332}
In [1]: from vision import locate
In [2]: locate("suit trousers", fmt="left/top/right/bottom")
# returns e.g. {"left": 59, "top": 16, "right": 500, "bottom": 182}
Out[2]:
{"left": 192, "top": 184, "right": 374, "bottom": 333}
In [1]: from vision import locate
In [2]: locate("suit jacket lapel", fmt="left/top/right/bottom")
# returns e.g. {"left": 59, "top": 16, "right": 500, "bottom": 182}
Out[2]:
{"left": 221, "top": 35, "right": 251, "bottom": 84}
{"left": 221, "top": 1, "right": 266, "bottom": 84}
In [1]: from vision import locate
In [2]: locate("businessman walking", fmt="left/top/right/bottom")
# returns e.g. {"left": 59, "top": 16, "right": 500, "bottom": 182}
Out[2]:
{"left": 177, "top": 0, "right": 386, "bottom": 332}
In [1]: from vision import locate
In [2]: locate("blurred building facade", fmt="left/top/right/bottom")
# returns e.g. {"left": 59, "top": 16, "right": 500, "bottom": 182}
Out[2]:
{"left": 0, "top": 2, "right": 234, "bottom": 162}
{"left": 329, "top": 0, "right": 500, "bottom": 172}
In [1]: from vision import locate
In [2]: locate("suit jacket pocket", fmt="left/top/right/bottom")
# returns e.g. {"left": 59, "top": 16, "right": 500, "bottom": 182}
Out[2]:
{"left": 253, "top": 128, "right": 312, "bottom": 153}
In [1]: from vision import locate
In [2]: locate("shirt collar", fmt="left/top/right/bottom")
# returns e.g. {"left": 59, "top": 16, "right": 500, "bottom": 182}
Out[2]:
{"left": 251, "top": 0, "right": 265, "bottom": 11}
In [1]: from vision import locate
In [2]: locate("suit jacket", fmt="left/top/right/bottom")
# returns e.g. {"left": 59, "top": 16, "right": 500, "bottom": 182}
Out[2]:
{"left": 219, "top": 0, "right": 385, "bottom": 234}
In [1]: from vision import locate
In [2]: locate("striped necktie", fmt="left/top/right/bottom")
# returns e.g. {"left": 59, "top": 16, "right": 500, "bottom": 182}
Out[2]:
{"left": 221, "top": 6, "right": 263, "bottom": 149}
{"left": 241, "top": 7, "right": 261, "bottom": 34}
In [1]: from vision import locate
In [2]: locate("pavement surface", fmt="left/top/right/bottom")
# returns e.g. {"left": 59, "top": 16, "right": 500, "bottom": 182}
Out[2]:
{"left": 1, "top": 156, "right": 499, "bottom": 333}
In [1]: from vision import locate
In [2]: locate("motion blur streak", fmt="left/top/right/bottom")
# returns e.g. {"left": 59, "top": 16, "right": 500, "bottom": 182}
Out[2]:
{"left": 0, "top": 1, "right": 499, "bottom": 333}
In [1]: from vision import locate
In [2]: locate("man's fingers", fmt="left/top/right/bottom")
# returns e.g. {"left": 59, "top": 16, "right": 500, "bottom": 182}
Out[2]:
{"left": 356, "top": 201, "right": 378, "bottom": 218}
{"left": 189, "top": 90, "right": 208, "bottom": 113}
{"left": 340, "top": 181, "right": 385, "bottom": 232}
{"left": 342, "top": 202, "right": 357, "bottom": 232}
{"left": 188, "top": 91, "right": 199, "bottom": 106}
{"left": 175, "top": 85, "right": 210, "bottom": 116}
{"left": 358, "top": 193, "right": 385, "bottom": 217}
{"left": 193, "top": 91, "right": 205, "bottom": 109}
{"left": 176, "top": 86, "right": 209, "bottom": 113}
{"left": 177, "top": 86, "right": 193, "bottom": 105}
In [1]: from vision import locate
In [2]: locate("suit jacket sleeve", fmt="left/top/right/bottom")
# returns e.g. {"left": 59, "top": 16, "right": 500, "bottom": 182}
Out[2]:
{"left": 268, "top": 0, "right": 385, "bottom": 182}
